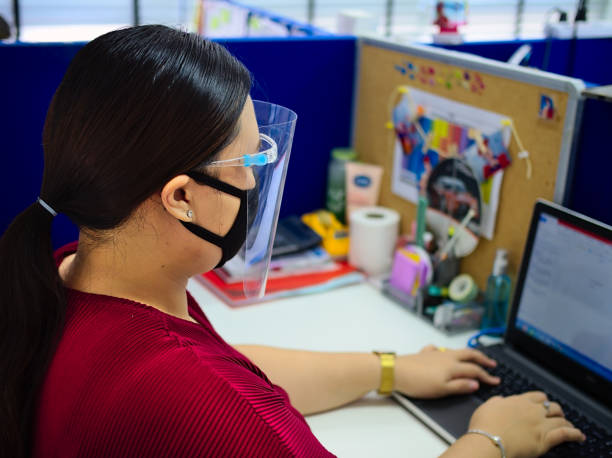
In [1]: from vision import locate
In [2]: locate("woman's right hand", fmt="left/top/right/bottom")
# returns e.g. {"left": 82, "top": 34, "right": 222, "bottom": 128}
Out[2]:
{"left": 468, "top": 391, "right": 585, "bottom": 457}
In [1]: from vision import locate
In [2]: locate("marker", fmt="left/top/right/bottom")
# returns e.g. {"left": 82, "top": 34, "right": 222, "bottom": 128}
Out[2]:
{"left": 416, "top": 195, "right": 428, "bottom": 248}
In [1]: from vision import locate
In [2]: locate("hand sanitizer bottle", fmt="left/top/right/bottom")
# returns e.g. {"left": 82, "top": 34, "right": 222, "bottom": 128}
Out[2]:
{"left": 481, "top": 249, "right": 512, "bottom": 329}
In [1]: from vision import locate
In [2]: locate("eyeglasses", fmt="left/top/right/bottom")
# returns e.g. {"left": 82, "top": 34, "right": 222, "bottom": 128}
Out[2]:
{"left": 207, "top": 133, "right": 277, "bottom": 168}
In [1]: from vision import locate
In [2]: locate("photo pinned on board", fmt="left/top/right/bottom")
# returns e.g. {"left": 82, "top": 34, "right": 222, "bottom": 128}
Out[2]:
{"left": 539, "top": 94, "right": 556, "bottom": 120}
{"left": 427, "top": 158, "right": 481, "bottom": 228}
{"left": 425, "top": 158, "right": 480, "bottom": 258}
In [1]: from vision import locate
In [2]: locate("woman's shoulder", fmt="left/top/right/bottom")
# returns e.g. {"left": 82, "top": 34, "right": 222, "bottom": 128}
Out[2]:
{"left": 37, "top": 295, "right": 330, "bottom": 457}
{"left": 44, "top": 290, "right": 281, "bottom": 414}
{"left": 58, "top": 287, "right": 251, "bottom": 380}
{"left": 40, "top": 244, "right": 333, "bottom": 457}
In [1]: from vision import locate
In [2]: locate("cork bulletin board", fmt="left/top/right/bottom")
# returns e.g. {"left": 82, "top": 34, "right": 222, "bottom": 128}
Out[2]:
{"left": 352, "top": 38, "right": 585, "bottom": 288}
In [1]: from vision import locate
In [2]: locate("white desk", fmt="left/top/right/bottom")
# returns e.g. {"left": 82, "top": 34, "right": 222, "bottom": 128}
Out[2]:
{"left": 187, "top": 279, "right": 474, "bottom": 458}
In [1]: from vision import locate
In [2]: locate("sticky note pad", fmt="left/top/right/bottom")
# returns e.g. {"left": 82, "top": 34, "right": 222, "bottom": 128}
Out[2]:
{"left": 390, "top": 249, "right": 421, "bottom": 296}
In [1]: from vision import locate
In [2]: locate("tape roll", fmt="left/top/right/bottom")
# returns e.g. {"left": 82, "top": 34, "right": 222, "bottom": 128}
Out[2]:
{"left": 449, "top": 274, "right": 478, "bottom": 303}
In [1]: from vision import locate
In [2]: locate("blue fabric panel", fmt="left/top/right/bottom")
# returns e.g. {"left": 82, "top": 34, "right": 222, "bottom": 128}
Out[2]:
{"left": 219, "top": 37, "right": 356, "bottom": 220}
{"left": 433, "top": 38, "right": 612, "bottom": 86}
{"left": 567, "top": 97, "right": 612, "bottom": 225}
{"left": 0, "top": 37, "right": 356, "bottom": 248}
{"left": 0, "top": 43, "right": 82, "bottom": 248}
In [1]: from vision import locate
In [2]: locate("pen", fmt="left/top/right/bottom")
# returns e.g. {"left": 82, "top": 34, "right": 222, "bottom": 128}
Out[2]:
{"left": 438, "top": 208, "right": 475, "bottom": 260}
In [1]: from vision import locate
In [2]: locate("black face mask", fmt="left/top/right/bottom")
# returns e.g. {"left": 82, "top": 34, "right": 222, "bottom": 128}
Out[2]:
{"left": 180, "top": 171, "right": 248, "bottom": 269}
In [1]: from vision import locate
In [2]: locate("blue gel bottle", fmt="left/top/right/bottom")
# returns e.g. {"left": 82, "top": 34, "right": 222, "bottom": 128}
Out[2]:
{"left": 481, "top": 249, "right": 512, "bottom": 329}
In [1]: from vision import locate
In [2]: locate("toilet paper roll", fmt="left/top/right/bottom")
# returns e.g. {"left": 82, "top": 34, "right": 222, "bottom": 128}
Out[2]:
{"left": 349, "top": 206, "right": 400, "bottom": 276}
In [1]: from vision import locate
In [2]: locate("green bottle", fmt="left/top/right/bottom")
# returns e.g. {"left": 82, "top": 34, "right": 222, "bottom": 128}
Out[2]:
{"left": 325, "top": 148, "right": 357, "bottom": 223}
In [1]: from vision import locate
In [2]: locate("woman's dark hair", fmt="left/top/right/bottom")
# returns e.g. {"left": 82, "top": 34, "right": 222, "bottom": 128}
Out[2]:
{"left": 0, "top": 25, "right": 251, "bottom": 457}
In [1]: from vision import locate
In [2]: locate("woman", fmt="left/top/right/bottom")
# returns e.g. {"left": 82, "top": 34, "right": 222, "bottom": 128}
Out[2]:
{"left": 0, "top": 25, "right": 584, "bottom": 458}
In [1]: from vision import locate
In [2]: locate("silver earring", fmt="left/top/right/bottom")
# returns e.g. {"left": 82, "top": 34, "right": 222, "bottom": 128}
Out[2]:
{"left": 186, "top": 209, "right": 193, "bottom": 219}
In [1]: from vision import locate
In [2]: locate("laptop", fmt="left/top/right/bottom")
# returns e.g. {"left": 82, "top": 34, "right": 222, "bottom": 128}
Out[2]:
{"left": 393, "top": 200, "right": 612, "bottom": 456}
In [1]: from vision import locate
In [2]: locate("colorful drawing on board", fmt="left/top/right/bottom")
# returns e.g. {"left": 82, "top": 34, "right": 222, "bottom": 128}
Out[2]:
{"left": 392, "top": 99, "right": 437, "bottom": 192}
{"left": 390, "top": 89, "right": 512, "bottom": 239}
{"left": 391, "top": 95, "right": 510, "bottom": 195}
{"left": 539, "top": 94, "right": 555, "bottom": 120}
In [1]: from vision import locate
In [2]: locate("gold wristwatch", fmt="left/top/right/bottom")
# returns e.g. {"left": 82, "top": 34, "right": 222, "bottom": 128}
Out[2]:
{"left": 373, "top": 351, "right": 396, "bottom": 395}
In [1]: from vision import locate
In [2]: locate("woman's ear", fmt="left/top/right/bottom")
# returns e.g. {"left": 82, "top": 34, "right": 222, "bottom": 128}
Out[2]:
{"left": 160, "top": 175, "right": 194, "bottom": 222}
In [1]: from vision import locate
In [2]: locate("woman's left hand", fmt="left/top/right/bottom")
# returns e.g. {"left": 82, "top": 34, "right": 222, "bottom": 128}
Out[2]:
{"left": 395, "top": 345, "right": 500, "bottom": 398}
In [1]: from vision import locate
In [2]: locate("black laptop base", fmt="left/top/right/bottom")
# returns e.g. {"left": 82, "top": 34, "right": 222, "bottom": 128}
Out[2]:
{"left": 394, "top": 343, "right": 612, "bottom": 457}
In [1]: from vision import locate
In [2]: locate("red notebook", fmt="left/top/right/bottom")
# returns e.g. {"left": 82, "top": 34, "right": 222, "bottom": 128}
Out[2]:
{"left": 198, "top": 261, "right": 364, "bottom": 307}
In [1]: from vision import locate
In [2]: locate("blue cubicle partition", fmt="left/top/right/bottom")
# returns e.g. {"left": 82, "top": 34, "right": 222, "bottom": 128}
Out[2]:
{"left": 2, "top": 34, "right": 611, "bottom": 249}
{"left": 433, "top": 37, "right": 612, "bottom": 86}
{"left": 567, "top": 93, "right": 612, "bottom": 226}
{"left": 0, "top": 36, "right": 356, "bottom": 248}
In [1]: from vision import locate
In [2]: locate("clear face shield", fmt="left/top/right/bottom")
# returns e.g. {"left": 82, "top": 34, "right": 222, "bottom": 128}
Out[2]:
{"left": 210, "top": 100, "right": 297, "bottom": 298}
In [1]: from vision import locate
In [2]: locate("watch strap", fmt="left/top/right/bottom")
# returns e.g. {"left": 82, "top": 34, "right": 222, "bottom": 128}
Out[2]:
{"left": 372, "top": 351, "right": 396, "bottom": 395}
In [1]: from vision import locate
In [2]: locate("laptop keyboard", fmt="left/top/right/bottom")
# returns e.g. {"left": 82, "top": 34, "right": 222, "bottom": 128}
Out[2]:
{"left": 475, "top": 346, "right": 612, "bottom": 457}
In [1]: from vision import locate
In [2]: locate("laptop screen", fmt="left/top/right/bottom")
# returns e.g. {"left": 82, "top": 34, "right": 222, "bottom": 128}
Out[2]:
{"left": 514, "top": 211, "right": 612, "bottom": 383}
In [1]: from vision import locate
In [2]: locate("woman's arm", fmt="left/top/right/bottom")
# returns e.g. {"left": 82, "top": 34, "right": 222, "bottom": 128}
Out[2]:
{"left": 236, "top": 346, "right": 585, "bottom": 457}
{"left": 234, "top": 344, "right": 499, "bottom": 415}
{"left": 440, "top": 434, "right": 500, "bottom": 458}
{"left": 234, "top": 345, "right": 379, "bottom": 415}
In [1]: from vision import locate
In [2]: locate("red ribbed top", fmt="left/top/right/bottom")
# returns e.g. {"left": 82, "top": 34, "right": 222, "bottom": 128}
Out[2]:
{"left": 34, "top": 242, "right": 333, "bottom": 457}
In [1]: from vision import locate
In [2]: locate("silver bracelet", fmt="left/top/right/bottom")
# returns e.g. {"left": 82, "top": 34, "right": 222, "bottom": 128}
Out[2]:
{"left": 466, "top": 429, "right": 506, "bottom": 458}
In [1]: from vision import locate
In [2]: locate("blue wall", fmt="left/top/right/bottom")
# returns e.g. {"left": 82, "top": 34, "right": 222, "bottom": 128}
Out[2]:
{"left": 0, "top": 36, "right": 356, "bottom": 248}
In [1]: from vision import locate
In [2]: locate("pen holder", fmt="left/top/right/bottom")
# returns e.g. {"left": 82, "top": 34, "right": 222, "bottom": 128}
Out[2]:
{"left": 383, "top": 282, "right": 425, "bottom": 316}
{"left": 432, "top": 301, "right": 485, "bottom": 334}
{"left": 433, "top": 254, "right": 459, "bottom": 286}
{"left": 383, "top": 271, "right": 484, "bottom": 335}
{"left": 383, "top": 244, "right": 435, "bottom": 316}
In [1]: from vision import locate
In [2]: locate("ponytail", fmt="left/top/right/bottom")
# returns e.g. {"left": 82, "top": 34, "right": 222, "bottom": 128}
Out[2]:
{"left": 0, "top": 201, "right": 66, "bottom": 457}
